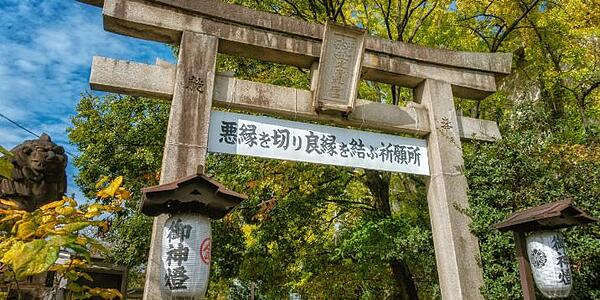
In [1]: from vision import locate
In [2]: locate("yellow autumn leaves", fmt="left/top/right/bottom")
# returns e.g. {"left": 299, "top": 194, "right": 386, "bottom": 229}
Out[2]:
{"left": 0, "top": 145, "right": 13, "bottom": 180}
{"left": 96, "top": 175, "right": 131, "bottom": 200}
{"left": 0, "top": 176, "right": 129, "bottom": 299}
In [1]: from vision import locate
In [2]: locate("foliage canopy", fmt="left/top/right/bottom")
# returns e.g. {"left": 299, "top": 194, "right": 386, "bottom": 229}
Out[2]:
{"left": 0, "top": 177, "right": 128, "bottom": 299}
{"left": 68, "top": 0, "right": 599, "bottom": 299}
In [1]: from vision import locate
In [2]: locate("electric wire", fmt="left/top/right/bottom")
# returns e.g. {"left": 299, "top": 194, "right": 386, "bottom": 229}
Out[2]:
{"left": 0, "top": 112, "right": 79, "bottom": 159}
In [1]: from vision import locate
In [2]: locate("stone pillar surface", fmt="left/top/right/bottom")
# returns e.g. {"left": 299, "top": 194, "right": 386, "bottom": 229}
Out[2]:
{"left": 414, "top": 79, "right": 485, "bottom": 300}
{"left": 143, "top": 31, "right": 218, "bottom": 300}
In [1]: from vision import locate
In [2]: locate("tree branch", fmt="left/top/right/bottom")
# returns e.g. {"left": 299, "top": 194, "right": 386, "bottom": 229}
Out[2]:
{"left": 461, "top": 13, "right": 506, "bottom": 26}
{"left": 581, "top": 81, "right": 600, "bottom": 100}
{"left": 492, "top": 0, "right": 541, "bottom": 52}
{"left": 308, "top": 0, "right": 319, "bottom": 21}
{"left": 398, "top": 0, "right": 414, "bottom": 41}
{"left": 523, "top": 4, "right": 561, "bottom": 69}
{"left": 484, "top": 0, "right": 496, "bottom": 14}
{"left": 407, "top": 1, "right": 437, "bottom": 43}
{"left": 361, "top": 0, "right": 371, "bottom": 31}
{"left": 282, "top": 0, "right": 309, "bottom": 21}
{"left": 333, "top": 0, "right": 347, "bottom": 22}
{"left": 324, "top": 199, "right": 376, "bottom": 210}
{"left": 462, "top": 24, "right": 492, "bottom": 51}
{"left": 375, "top": 0, "right": 394, "bottom": 40}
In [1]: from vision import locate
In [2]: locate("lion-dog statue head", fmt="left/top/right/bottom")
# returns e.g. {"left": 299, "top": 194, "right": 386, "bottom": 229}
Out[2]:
{"left": 0, "top": 134, "right": 67, "bottom": 211}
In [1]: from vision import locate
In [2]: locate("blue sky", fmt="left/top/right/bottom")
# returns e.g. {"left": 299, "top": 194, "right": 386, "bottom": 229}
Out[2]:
{"left": 0, "top": 0, "right": 174, "bottom": 200}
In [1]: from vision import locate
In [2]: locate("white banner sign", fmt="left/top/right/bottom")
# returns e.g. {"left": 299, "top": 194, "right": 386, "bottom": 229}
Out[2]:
{"left": 208, "top": 111, "right": 429, "bottom": 175}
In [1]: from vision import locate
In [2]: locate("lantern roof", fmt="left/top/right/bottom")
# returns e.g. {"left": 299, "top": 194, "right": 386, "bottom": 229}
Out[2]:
{"left": 495, "top": 198, "right": 598, "bottom": 232}
{"left": 140, "top": 173, "right": 247, "bottom": 219}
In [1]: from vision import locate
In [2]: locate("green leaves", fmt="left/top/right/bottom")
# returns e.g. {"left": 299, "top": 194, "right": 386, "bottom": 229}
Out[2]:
{"left": 337, "top": 217, "right": 432, "bottom": 262}
{"left": 1, "top": 239, "right": 59, "bottom": 280}
{"left": 0, "top": 178, "right": 127, "bottom": 298}
{"left": 68, "top": 94, "right": 166, "bottom": 269}
{"left": 0, "top": 145, "right": 13, "bottom": 179}
{"left": 464, "top": 109, "right": 600, "bottom": 299}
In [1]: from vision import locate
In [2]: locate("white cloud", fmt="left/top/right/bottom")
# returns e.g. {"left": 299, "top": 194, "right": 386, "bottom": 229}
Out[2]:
{"left": 0, "top": 0, "right": 174, "bottom": 201}
{"left": 0, "top": 1, "right": 173, "bottom": 124}
{"left": 0, "top": 125, "right": 31, "bottom": 149}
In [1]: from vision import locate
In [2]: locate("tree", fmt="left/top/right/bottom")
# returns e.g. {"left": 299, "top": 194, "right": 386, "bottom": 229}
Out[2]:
{"left": 518, "top": 0, "right": 600, "bottom": 136}
{"left": 464, "top": 103, "right": 600, "bottom": 299}
{"left": 68, "top": 0, "right": 599, "bottom": 299}
{"left": 68, "top": 94, "right": 168, "bottom": 269}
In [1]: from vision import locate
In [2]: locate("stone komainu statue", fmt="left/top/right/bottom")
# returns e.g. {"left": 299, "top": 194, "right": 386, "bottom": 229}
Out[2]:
{"left": 0, "top": 134, "right": 67, "bottom": 211}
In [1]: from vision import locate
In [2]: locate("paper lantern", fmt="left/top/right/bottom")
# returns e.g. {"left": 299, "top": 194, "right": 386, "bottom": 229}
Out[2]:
{"left": 526, "top": 231, "right": 572, "bottom": 298}
{"left": 160, "top": 213, "right": 211, "bottom": 299}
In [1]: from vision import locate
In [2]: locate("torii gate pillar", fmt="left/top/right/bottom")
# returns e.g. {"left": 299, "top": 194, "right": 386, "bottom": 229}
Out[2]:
{"left": 415, "top": 79, "right": 484, "bottom": 299}
{"left": 143, "top": 31, "right": 218, "bottom": 299}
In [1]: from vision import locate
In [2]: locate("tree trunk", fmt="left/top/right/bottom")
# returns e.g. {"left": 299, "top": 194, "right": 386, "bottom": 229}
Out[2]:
{"left": 551, "top": 82, "right": 566, "bottom": 121}
{"left": 539, "top": 76, "right": 565, "bottom": 123}
{"left": 577, "top": 95, "right": 590, "bottom": 135}
{"left": 390, "top": 259, "right": 419, "bottom": 300}
{"left": 391, "top": 85, "right": 399, "bottom": 106}
{"left": 249, "top": 282, "right": 255, "bottom": 300}
{"left": 364, "top": 170, "right": 419, "bottom": 300}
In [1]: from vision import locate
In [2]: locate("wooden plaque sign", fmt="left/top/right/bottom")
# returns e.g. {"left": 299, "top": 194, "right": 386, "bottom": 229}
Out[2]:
{"left": 314, "top": 22, "right": 366, "bottom": 114}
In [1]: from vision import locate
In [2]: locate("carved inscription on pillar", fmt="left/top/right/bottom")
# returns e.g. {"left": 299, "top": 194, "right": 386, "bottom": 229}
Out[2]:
{"left": 185, "top": 75, "right": 205, "bottom": 93}
{"left": 314, "top": 22, "right": 365, "bottom": 114}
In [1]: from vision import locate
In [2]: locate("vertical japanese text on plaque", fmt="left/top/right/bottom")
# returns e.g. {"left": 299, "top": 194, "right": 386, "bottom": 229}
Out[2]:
{"left": 328, "top": 34, "right": 356, "bottom": 101}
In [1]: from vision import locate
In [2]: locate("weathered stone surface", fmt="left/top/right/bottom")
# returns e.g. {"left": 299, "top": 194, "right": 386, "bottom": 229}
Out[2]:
{"left": 90, "top": 56, "right": 502, "bottom": 141}
{"left": 82, "top": 0, "right": 511, "bottom": 75}
{"left": 314, "top": 22, "right": 365, "bottom": 113}
{"left": 90, "top": 56, "right": 175, "bottom": 99}
{"left": 361, "top": 53, "right": 499, "bottom": 98}
{"left": 92, "top": 0, "right": 506, "bottom": 99}
{"left": 143, "top": 31, "right": 218, "bottom": 300}
{"left": 457, "top": 116, "right": 501, "bottom": 141}
{"left": 89, "top": 56, "right": 431, "bottom": 135}
{"left": 103, "top": 0, "right": 319, "bottom": 67}
{"left": 365, "top": 37, "right": 511, "bottom": 75}
{"left": 0, "top": 134, "right": 67, "bottom": 211}
{"left": 414, "top": 79, "right": 485, "bottom": 300}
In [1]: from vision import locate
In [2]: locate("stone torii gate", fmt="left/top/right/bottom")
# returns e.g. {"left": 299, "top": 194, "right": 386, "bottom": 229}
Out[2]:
{"left": 78, "top": 0, "right": 512, "bottom": 299}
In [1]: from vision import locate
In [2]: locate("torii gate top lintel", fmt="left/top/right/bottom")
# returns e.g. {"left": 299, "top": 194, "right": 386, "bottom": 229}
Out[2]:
{"left": 80, "top": 0, "right": 511, "bottom": 100}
